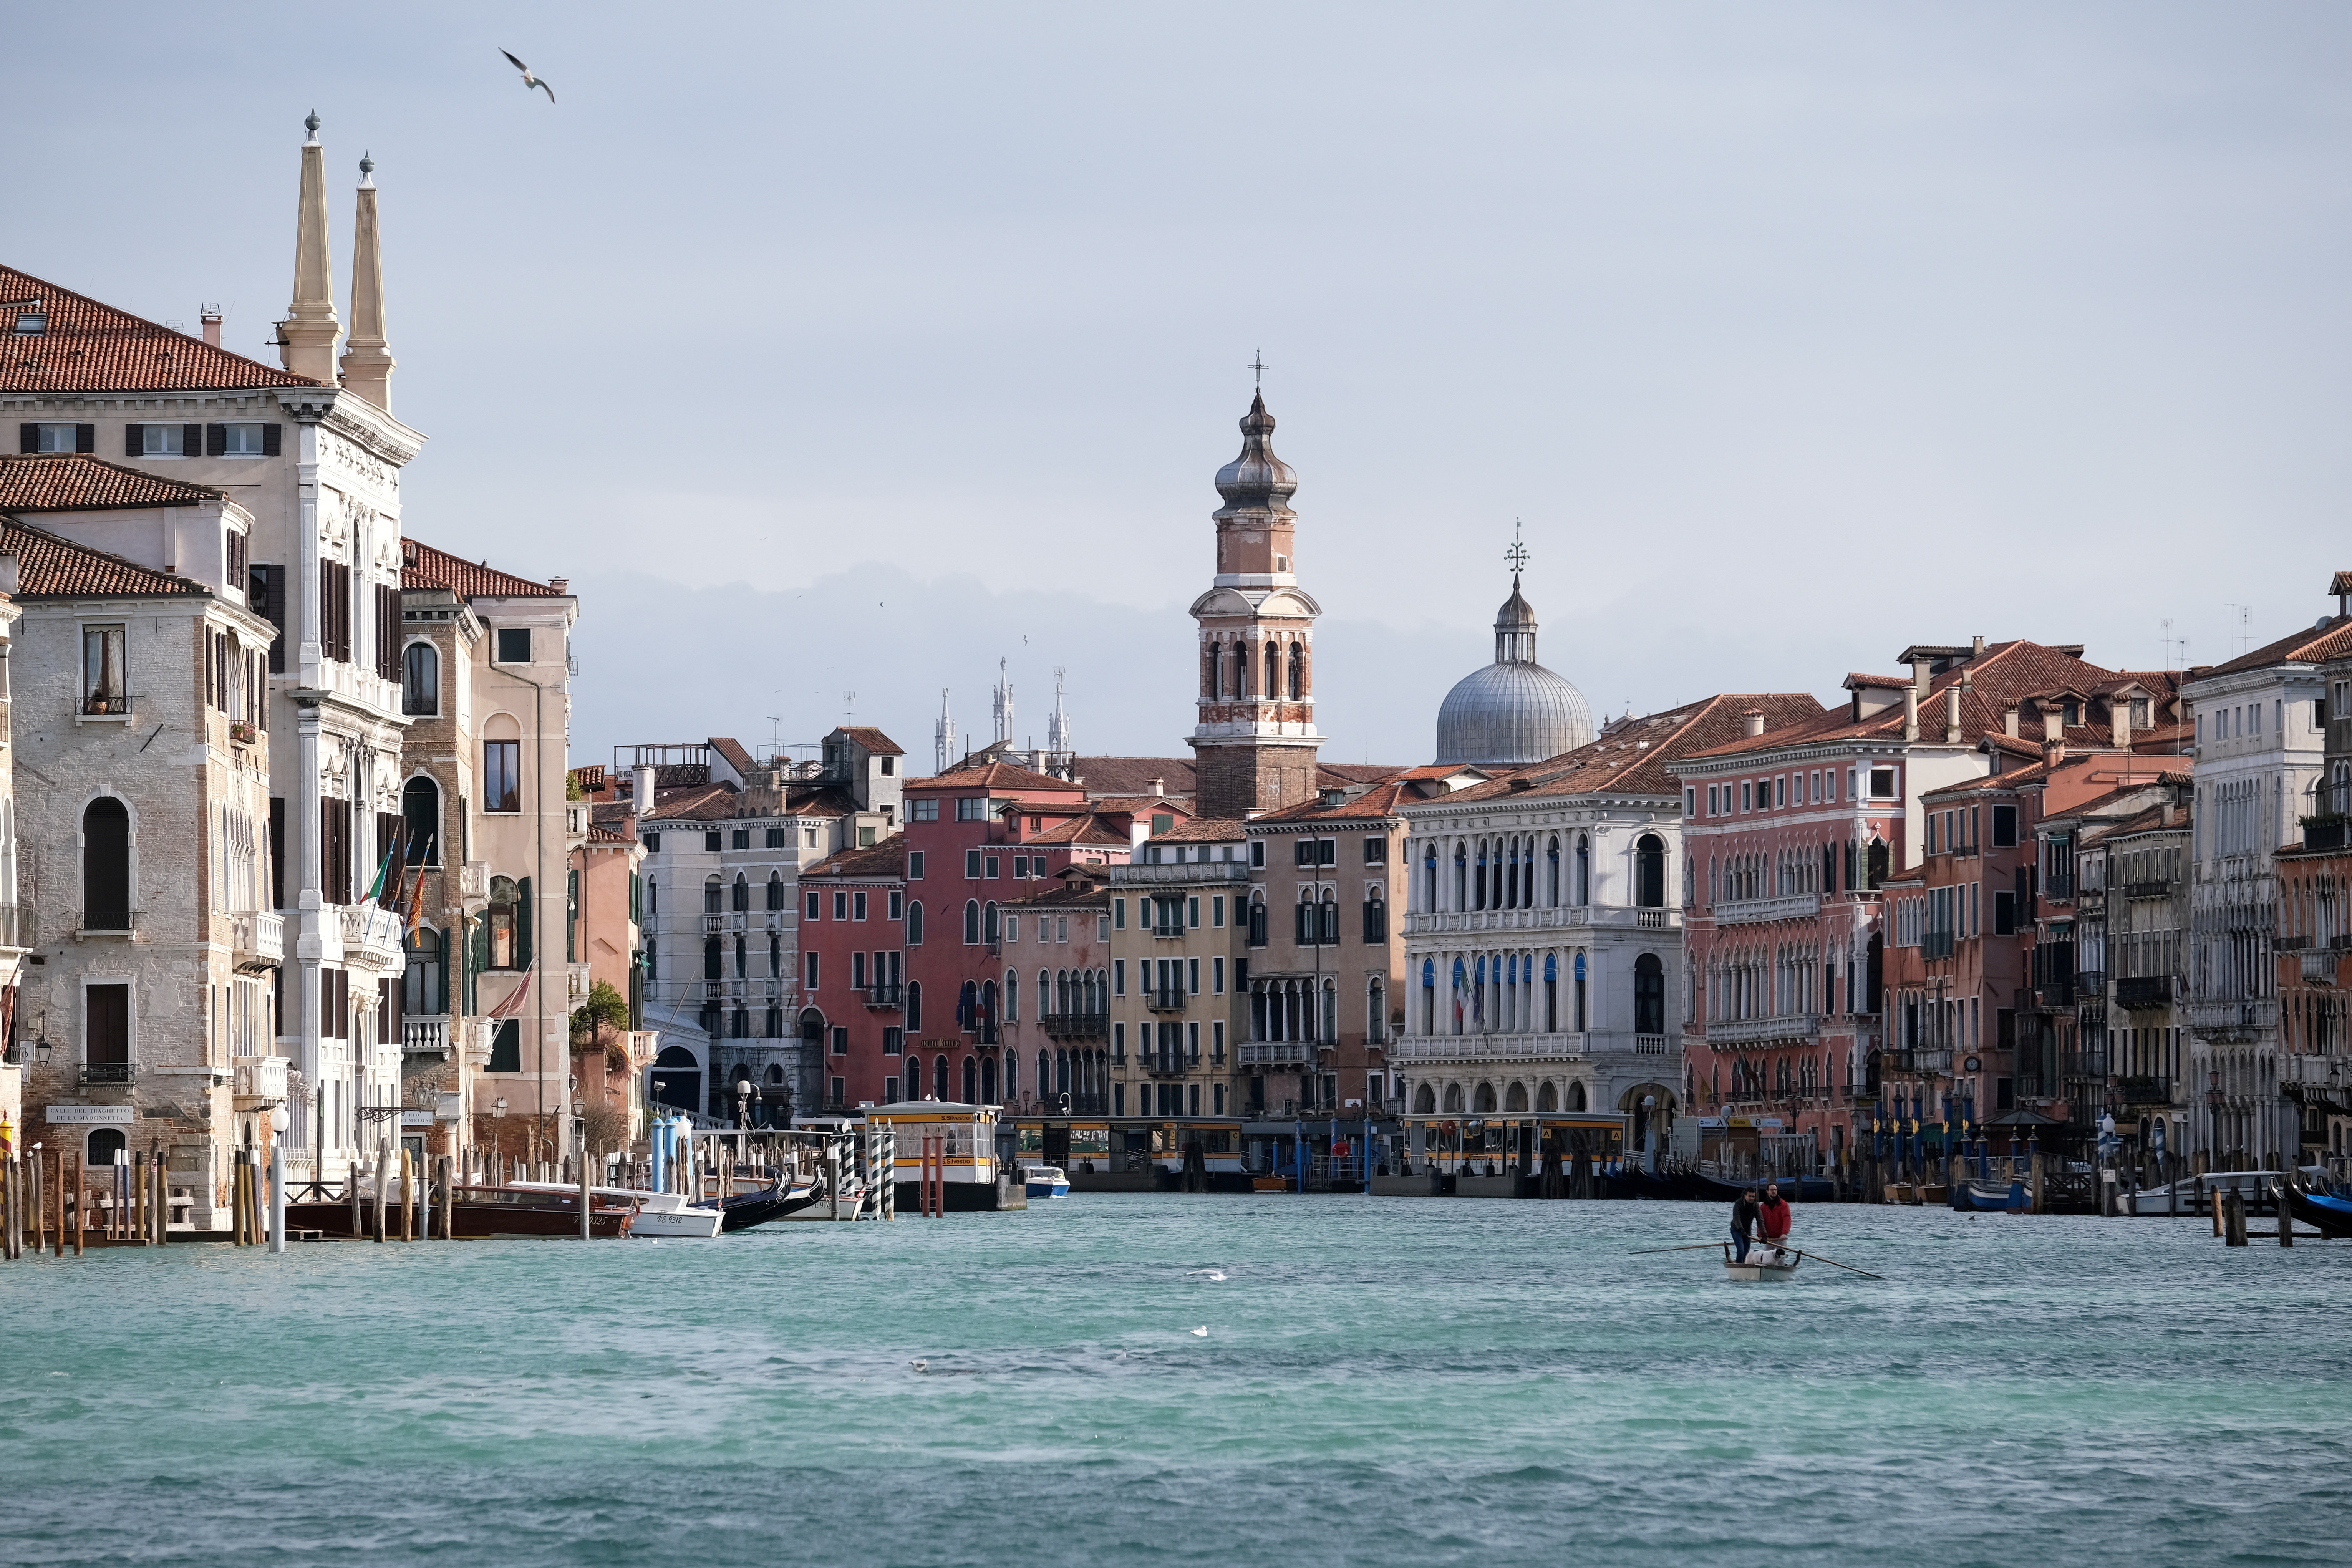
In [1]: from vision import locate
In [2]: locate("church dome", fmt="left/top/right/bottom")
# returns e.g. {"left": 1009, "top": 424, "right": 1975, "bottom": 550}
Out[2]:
{"left": 1434, "top": 571, "right": 1593, "bottom": 766}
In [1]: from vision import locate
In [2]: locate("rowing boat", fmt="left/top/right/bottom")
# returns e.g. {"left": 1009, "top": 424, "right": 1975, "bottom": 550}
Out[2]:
{"left": 1723, "top": 1243, "right": 1802, "bottom": 1282}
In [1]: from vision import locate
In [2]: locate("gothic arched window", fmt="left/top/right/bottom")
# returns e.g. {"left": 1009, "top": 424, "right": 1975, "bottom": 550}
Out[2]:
{"left": 1287, "top": 641, "right": 1303, "bottom": 700}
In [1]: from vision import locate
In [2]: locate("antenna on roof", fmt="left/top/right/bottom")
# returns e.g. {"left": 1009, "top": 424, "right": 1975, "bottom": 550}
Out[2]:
{"left": 2159, "top": 617, "right": 2188, "bottom": 672}
{"left": 842, "top": 690, "right": 855, "bottom": 725}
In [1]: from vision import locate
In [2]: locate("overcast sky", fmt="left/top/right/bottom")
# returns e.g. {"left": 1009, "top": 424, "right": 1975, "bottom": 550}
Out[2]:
{"left": 12, "top": 3, "right": 2352, "bottom": 769}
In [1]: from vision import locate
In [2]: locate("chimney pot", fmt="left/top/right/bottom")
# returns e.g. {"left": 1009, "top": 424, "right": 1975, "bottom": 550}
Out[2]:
{"left": 1903, "top": 688, "right": 1920, "bottom": 742}
{"left": 1148, "top": 777, "right": 1165, "bottom": 796}
{"left": 2112, "top": 700, "right": 2132, "bottom": 750}
{"left": 1972, "top": 634, "right": 1986, "bottom": 657}
{"left": 548, "top": 576, "right": 569, "bottom": 594}
{"left": 2005, "top": 706, "right": 2020, "bottom": 739}
{"left": 199, "top": 305, "right": 222, "bottom": 348}
{"left": 2042, "top": 707, "right": 2064, "bottom": 743}
{"left": 633, "top": 764, "right": 655, "bottom": 818}
{"left": 1944, "top": 686, "right": 1962, "bottom": 743}
{"left": 1743, "top": 710, "right": 1765, "bottom": 737}
{"left": 1912, "top": 658, "right": 1932, "bottom": 693}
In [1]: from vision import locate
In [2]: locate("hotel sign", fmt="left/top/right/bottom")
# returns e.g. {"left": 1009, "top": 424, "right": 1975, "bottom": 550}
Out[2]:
{"left": 47, "top": 1105, "right": 134, "bottom": 1125}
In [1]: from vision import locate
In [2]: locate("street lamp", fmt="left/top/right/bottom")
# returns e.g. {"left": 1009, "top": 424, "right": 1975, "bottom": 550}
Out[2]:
{"left": 34, "top": 1014, "right": 52, "bottom": 1069}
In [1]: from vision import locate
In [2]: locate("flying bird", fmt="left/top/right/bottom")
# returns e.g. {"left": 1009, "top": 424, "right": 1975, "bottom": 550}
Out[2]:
{"left": 1186, "top": 1269, "right": 1228, "bottom": 1281}
{"left": 1190, "top": 1326, "right": 1208, "bottom": 1338}
{"left": 501, "top": 48, "right": 557, "bottom": 103}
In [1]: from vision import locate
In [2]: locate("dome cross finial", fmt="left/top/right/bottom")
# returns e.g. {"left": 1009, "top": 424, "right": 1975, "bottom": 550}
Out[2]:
{"left": 1249, "top": 348, "right": 1267, "bottom": 395}
{"left": 1504, "top": 520, "right": 1528, "bottom": 579}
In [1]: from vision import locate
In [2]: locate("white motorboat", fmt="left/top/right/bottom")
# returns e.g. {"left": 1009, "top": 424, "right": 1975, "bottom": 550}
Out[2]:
{"left": 2121, "top": 1170, "right": 2276, "bottom": 1216}
{"left": 509, "top": 1181, "right": 726, "bottom": 1238}
{"left": 1025, "top": 1165, "right": 1071, "bottom": 1199}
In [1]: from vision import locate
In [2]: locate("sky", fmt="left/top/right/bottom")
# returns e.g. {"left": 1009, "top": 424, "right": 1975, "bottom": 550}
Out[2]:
{"left": 9, "top": 2, "right": 2352, "bottom": 771}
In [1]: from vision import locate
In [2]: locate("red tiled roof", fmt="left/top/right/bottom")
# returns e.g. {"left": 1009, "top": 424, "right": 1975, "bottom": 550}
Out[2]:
{"left": 1024, "top": 814, "right": 1132, "bottom": 846}
{"left": 644, "top": 782, "right": 739, "bottom": 823}
{"left": 0, "top": 264, "right": 325, "bottom": 393}
{"left": 0, "top": 454, "right": 225, "bottom": 512}
{"left": 914, "top": 760, "right": 1087, "bottom": 796}
{"left": 804, "top": 836, "right": 907, "bottom": 879}
{"left": 1147, "top": 816, "right": 1250, "bottom": 842}
{"left": 1072, "top": 757, "right": 1197, "bottom": 796}
{"left": 0, "top": 516, "right": 204, "bottom": 598}
{"left": 709, "top": 737, "right": 756, "bottom": 777}
{"left": 401, "top": 535, "right": 565, "bottom": 598}
{"left": 2202, "top": 613, "right": 2352, "bottom": 678}
{"left": 1251, "top": 776, "right": 1424, "bottom": 824}
{"left": 838, "top": 726, "right": 905, "bottom": 757}
{"left": 1843, "top": 672, "right": 1914, "bottom": 690}
{"left": 1006, "top": 878, "right": 1111, "bottom": 907}
{"left": 1454, "top": 693, "right": 1828, "bottom": 800}
{"left": 585, "top": 823, "right": 635, "bottom": 845}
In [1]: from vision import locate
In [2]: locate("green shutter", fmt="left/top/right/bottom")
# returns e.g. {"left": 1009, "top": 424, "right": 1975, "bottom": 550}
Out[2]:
{"left": 517, "top": 875, "right": 534, "bottom": 971}
{"left": 566, "top": 868, "right": 579, "bottom": 961}
{"left": 466, "top": 917, "right": 486, "bottom": 1013}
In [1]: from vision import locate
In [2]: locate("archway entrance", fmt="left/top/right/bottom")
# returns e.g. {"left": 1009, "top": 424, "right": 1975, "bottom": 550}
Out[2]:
{"left": 650, "top": 1045, "right": 701, "bottom": 1114}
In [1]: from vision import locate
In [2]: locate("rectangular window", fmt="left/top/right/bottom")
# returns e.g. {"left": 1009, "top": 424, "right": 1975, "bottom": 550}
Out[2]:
{"left": 1686, "top": 788, "right": 1697, "bottom": 817}
{"left": 483, "top": 739, "right": 521, "bottom": 812}
{"left": 853, "top": 891, "right": 868, "bottom": 921}
{"left": 966, "top": 849, "right": 982, "bottom": 878}
{"left": 1004, "top": 913, "right": 1019, "bottom": 943}
{"left": 1187, "top": 896, "right": 1201, "bottom": 928}
{"left": 1113, "top": 960, "right": 1126, "bottom": 996}
{"left": 882, "top": 1026, "right": 903, "bottom": 1055}
{"left": 1112, "top": 1021, "right": 1126, "bottom": 1060}
{"left": 985, "top": 856, "right": 999, "bottom": 879}
{"left": 1708, "top": 785, "right": 1719, "bottom": 815}
{"left": 1295, "top": 839, "right": 1316, "bottom": 867}
{"left": 830, "top": 1075, "right": 846, "bottom": 1105}
{"left": 31, "top": 422, "right": 90, "bottom": 454}
{"left": 833, "top": 892, "right": 848, "bottom": 921}
{"left": 494, "top": 627, "right": 531, "bottom": 664}
{"left": 1212, "top": 1020, "right": 1226, "bottom": 1061}
{"left": 1188, "top": 958, "right": 1201, "bottom": 994}
{"left": 830, "top": 1026, "right": 847, "bottom": 1055}
{"left": 1991, "top": 805, "right": 2018, "bottom": 848}
{"left": 704, "top": 830, "right": 722, "bottom": 851}
{"left": 907, "top": 851, "right": 924, "bottom": 879}
{"left": 852, "top": 951, "right": 868, "bottom": 989}
{"left": 1994, "top": 890, "right": 2016, "bottom": 936}
{"left": 888, "top": 890, "right": 904, "bottom": 921}
{"left": 137, "top": 423, "right": 189, "bottom": 456}
{"left": 1212, "top": 895, "right": 1226, "bottom": 928}
{"left": 1740, "top": 782, "right": 1753, "bottom": 811}
{"left": 219, "top": 422, "right": 270, "bottom": 456}
{"left": 729, "top": 829, "right": 749, "bottom": 850}
{"left": 909, "top": 799, "right": 939, "bottom": 822}
{"left": 1250, "top": 840, "right": 1265, "bottom": 868}
{"left": 1187, "top": 1021, "right": 1201, "bottom": 1061}
{"left": 806, "top": 890, "right": 821, "bottom": 920}
{"left": 1113, "top": 898, "right": 1126, "bottom": 930}
{"left": 1364, "top": 835, "right": 1387, "bottom": 863}
{"left": 804, "top": 952, "right": 820, "bottom": 988}
{"left": 81, "top": 624, "right": 128, "bottom": 714}
{"left": 1212, "top": 956, "right": 1225, "bottom": 994}
{"left": 1775, "top": 776, "right": 1785, "bottom": 807}
{"left": 956, "top": 797, "right": 987, "bottom": 821}
{"left": 1869, "top": 767, "right": 1897, "bottom": 798}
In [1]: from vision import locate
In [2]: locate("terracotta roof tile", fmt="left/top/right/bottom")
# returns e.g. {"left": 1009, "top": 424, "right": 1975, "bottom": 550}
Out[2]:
{"left": 1147, "top": 817, "right": 1250, "bottom": 842}
{"left": 0, "top": 454, "right": 225, "bottom": 512}
{"left": 0, "top": 264, "right": 324, "bottom": 393}
{"left": 915, "top": 760, "right": 1087, "bottom": 796}
{"left": 401, "top": 535, "right": 565, "bottom": 598}
{"left": 803, "top": 836, "right": 907, "bottom": 879}
{"left": 1071, "top": 757, "right": 1197, "bottom": 795}
{"left": 0, "top": 515, "right": 204, "bottom": 599}
{"left": 709, "top": 737, "right": 756, "bottom": 777}
{"left": 644, "top": 782, "right": 739, "bottom": 823}
{"left": 838, "top": 726, "right": 905, "bottom": 757}
{"left": 2202, "top": 614, "right": 2352, "bottom": 678}
{"left": 1450, "top": 693, "right": 1827, "bottom": 800}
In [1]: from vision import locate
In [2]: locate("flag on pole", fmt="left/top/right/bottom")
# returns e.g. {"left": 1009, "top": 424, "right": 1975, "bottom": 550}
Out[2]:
{"left": 487, "top": 970, "right": 532, "bottom": 1021}
{"left": 403, "top": 862, "right": 428, "bottom": 936}
{"left": 366, "top": 823, "right": 406, "bottom": 904}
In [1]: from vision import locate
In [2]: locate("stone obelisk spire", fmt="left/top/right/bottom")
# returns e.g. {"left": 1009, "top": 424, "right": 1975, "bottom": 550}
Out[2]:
{"left": 340, "top": 151, "right": 394, "bottom": 411}
{"left": 280, "top": 110, "right": 340, "bottom": 383}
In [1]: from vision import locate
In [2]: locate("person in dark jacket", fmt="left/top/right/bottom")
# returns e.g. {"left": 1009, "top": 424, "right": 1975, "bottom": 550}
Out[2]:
{"left": 1730, "top": 1186, "right": 1760, "bottom": 1263}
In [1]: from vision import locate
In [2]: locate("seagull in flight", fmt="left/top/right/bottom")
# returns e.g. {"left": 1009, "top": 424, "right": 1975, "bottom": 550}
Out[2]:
{"left": 1190, "top": 1326, "right": 1208, "bottom": 1338}
{"left": 501, "top": 48, "right": 557, "bottom": 103}
{"left": 1187, "top": 1269, "right": 1228, "bottom": 1281}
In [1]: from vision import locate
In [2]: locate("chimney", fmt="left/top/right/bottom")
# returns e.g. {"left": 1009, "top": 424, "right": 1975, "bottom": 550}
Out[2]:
{"left": 2111, "top": 699, "right": 2132, "bottom": 750}
{"left": 1911, "top": 657, "right": 1932, "bottom": 693}
{"left": 0, "top": 552, "right": 18, "bottom": 597}
{"left": 2005, "top": 705, "right": 2020, "bottom": 738}
{"left": 1903, "top": 688, "right": 1919, "bottom": 743}
{"left": 2042, "top": 706, "right": 2063, "bottom": 743}
{"left": 2161, "top": 799, "right": 2176, "bottom": 827}
{"left": 2044, "top": 737, "right": 2067, "bottom": 767}
{"left": 1944, "top": 686, "right": 1961, "bottom": 744}
{"left": 1972, "top": 634, "right": 1986, "bottom": 658}
{"left": 1148, "top": 777, "right": 1165, "bottom": 796}
{"left": 548, "top": 576, "right": 569, "bottom": 594}
{"left": 633, "top": 764, "right": 655, "bottom": 818}
{"left": 1743, "top": 710, "right": 1765, "bottom": 738}
{"left": 280, "top": 111, "right": 340, "bottom": 382}
{"left": 199, "top": 304, "right": 222, "bottom": 348}
{"left": 340, "top": 152, "right": 394, "bottom": 411}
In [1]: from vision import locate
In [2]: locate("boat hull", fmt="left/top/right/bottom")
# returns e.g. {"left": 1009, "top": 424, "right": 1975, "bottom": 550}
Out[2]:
{"left": 1724, "top": 1247, "right": 1802, "bottom": 1282}
{"left": 716, "top": 1183, "right": 825, "bottom": 1231}
{"left": 287, "top": 1192, "right": 634, "bottom": 1240}
{"left": 2285, "top": 1177, "right": 2352, "bottom": 1238}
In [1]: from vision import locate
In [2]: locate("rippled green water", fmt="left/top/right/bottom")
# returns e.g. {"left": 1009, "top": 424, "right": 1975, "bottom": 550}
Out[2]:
{"left": 3, "top": 1195, "right": 2347, "bottom": 1566}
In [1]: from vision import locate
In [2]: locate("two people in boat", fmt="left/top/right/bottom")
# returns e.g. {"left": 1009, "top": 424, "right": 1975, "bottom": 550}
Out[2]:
{"left": 1730, "top": 1181, "right": 1793, "bottom": 1264}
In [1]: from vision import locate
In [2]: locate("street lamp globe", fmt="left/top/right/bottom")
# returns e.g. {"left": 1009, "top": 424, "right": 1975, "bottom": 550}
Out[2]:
{"left": 270, "top": 1106, "right": 290, "bottom": 1135}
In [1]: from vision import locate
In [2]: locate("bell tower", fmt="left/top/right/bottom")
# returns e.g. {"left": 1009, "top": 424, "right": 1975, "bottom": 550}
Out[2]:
{"left": 1186, "top": 387, "right": 1323, "bottom": 819}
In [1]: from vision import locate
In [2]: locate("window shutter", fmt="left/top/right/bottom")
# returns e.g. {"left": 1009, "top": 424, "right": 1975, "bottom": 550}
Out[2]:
{"left": 206, "top": 423, "right": 227, "bottom": 457}
{"left": 17, "top": 424, "right": 33, "bottom": 454}
{"left": 124, "top": 423, "right": 144, "bottom": 457}
{"left": 517, "top": 875, "right": 533, "bottom": 970}
{"left": 257, "top": 565, "right": 285, "bottom": 674}
{"left": 182, "top": 423, "right": 202, "bottom": 456}
{"left": 466, "top": 917, "right": 487, "bottom": 1013}
{"left": 75, "top": 423, "right": 94, "bottom": 453}
{"left": 262, "top": 423, "right": 282, "bottom": 456}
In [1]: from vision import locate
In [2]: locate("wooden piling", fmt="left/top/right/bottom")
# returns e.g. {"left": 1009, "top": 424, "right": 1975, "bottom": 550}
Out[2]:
{"left": 35, "top": 1149, "right": 48, "bottom": 1254}
{"left": 2279, "top": 1184, "right": 2293, "bottom": 1247}
{"left": 2224, "top": 1188, "right": 2248, "bottom": 1246}
{"left": 438, "top": 1155, "right": 454, "bottom": 1239}
{"left": 373, "top": 1142, "right": 391, "bottom": 1243}
{"left": 578, "top": 1150, "right": 592, "bottom": 1241}
{"left": 154, "top": 1152, "right": 166, "bottom": 1244}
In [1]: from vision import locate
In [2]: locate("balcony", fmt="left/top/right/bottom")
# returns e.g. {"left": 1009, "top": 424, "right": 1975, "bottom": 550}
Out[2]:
{"left": 865, "top": 983, "right": 905, "bottom": 1010}
{"left": 230, "top": 911, "right": 284, "bottom": 973}
{"left": 1145, "top": 989, "right": 1188, "bottom": 1013}
{"left": 1388, "top": 1031, "right": 1590, "bottom": 1066}
{"left": 703, "top": 913, "right": 725, "bottom": 934}
{"left": 1634, "top": 1034, "right": 1669, "bottom": 1054}
{"left": 2302, "top": 948, "right": 2344, "bottom": 986}
{"left": 1880, "top": 1049, "right": 1953, "bottom": 1076}
{"left": 403, "top": 1018, "right": 452, "bottom": 1059}
{"left": 2074, "top": 969, "right": 2106, "bottom": 995}
{"left": 231, "top": 1056, "right": 288, "bottom": 1107}
{"left": 1109, "top": 864, "right": 1253, "bottom": 887}
{"left": 340, "top": 905, "right": 407, "bottom": 973}
{"left": 2117, "top": 1075, "right": 2173, "bottom": 1107}
{"left": 76, "top": 909, "right": 136, "bottom": 938}
{"left": 2123, "top": 879, "right": 2178, "bottom": 900}
{"left": 459, "top": 862, "right": 489, "bottom": 907}
{"left": 1404, "top": 904, "right": 1683, "bottom": 937}
{"left": 565, "top": 962, "right": 596, "bottom": 1004}
{"left": 2187, "top": 998, "right": 2277, "bottom": 1039}
{"left": 1922, "top": 929, "right": 1955, "bottom": 961}
{"left": 80, "top": 1062, "right": 135, "bottom": 1086}
{"left": 1701, "top": 1013, "right": 1820, "bottom": 1047}
{"left": 1139, "top": 1054, "right": 1195, "bottom": 1078}
{"left": 1715, "top": 892, "right": 1821, "bottom": 927}
{"left": 1042, "top": 1012, "right": 1107, "bottom": 1039}
{"left": 1239, "top": 1041, "right": 1313, "bottom": 1066}
{"left": 2115, "top": 975, "right": 2173, "bottom": 1011}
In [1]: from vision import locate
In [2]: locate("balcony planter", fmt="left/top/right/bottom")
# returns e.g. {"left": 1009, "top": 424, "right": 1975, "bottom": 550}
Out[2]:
{"left": 229, "top": 720, "right": 257, "bottom": 745}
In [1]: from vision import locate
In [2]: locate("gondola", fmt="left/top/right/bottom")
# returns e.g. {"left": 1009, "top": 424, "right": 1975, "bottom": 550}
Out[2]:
{"left": 713, "top": 1177, "right": 824, "bottom": 1231}
{"left": 2284, "top": 1172, "right": 2352, "bottom": 1239}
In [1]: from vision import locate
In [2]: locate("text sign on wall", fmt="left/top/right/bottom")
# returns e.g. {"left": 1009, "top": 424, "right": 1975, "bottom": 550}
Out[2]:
{"left": 47, "top": 1105, "right": 135, "bottom": 1125}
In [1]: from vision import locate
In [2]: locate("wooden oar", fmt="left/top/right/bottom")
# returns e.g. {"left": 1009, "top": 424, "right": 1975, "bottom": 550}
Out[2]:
{"left": 1630, "top": 1241, "right": 1737, "bottom": 1255}
{"left": 1793, "top": 1248, "right": 1885, "bottom": 1281}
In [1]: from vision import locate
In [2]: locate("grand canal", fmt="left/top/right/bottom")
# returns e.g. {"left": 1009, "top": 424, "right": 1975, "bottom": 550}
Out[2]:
{"left": 3, "top": 1195, "right": 2345, "bottom": 1565}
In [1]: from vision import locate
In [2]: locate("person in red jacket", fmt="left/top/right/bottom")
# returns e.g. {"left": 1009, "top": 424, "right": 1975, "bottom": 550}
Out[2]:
{"left": 1757, "top": 1181, "right": 1793, "bottom": 1258}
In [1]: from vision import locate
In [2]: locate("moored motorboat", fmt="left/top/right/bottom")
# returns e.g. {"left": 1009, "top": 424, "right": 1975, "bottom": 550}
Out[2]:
{"left": 509, "top": 1180, "right": 725, "bottom": 1238}
{"left": 1024, "top": 1165, "right": 1071, "bottom": 1199}
{"left": 288, "top": 1183, "right": 635, "bottom": 1239}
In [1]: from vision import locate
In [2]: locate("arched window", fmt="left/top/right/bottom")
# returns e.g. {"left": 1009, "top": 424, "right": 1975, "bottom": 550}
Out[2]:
{"left": 1574, "top": 951, "right": 1588, "bottom": 1031}
{"left": 87, "top": 1127, "right": 126, "bottom": 1167}
{"left": 1537, "top": 1081, "right": 1558, "bottom": 1113}
{"left": 83, "top": 796, "right": 131, "bottom": 930}
{"left": 958, "top": 980, "right": 978, "bottom": 1031}
{"left": 1634, "top": 953, "right": 1665, "bottom": 1034}
{"left": 732, "top": 874, "right": 749, "bottom": 912}
{"left": 1232, "top": 640, "right": 1248, "bottom": 699}
{"left": 1362, "top": 889, "right": 1386, "bottom": 943}
{"left": 1571, "top": 1081, "right": 1587, "bottom": 1112}
{"left": 703, "top": 877, "right": 723, "bottom": 915}
{"left": 984, "top": 902, "right": 999, "bottom": 943}
{"left": 1203, "top": 641, "right": 1219, "bottom": 700}
{"left": 1248, "top": 893, "right": 1267, "bottom": 947}
{"left": 1287, "top": 641, "right": 1304, "bottom": 700}
{"left": 703, "top": 936, "right": 722, "bottom": 980}
{"left": 1474, "top": 840, "right": 1488, "bottom": 910}
{"left": 1421, "top": 958, "right": 1436, "bottom": 1034}
{"left": 733, "top": 934, "right": 747, "bottom": 978}
{"left": 1424, "top": 843, "right": 1439, "bottom": 911}
{"left": 766, "top": 872, "right": 785, "bottom": 910}
{"left": 1414, "top": 1082, "right": 1436, "bottom": 1114}
{"left": 903, "top": 1056, "right": 921, "bottom": 1101}
{"left": 1003, "top": 1051, "right": 1017, "bottom": 1102}
{"left": 487, "top": 874, "right": 528, "bottom": 970}
{"left": 1037, "top": 1049, "right": 1052, "bottom": 1099}
{"left": 936, "top": 1057, "right": 951, "bottom": 1100}
{"left": 963, "top": 1056, "right": 978, "bottom": 1105}
{"left": 907, "top": 901, "right": 924, "bottom": 944}
{"left": 1575, "top": 834, "right": 1591, "bottom": 906}
{"left": 769, "top": 934, "right": 782, "bottom": 976}
{"left": 401, "top": 641, "right": 439, "bottom": 716}
{"left": 980, "top": 1055, "right": 997, "bottom": 1104}
{"left": 1005, "top": 969, "right": 1019, "bottom": 1023}
{"left": 981, "top": 980, "right": 999, "bottom": 1042}
{"left": 404, "top": 927, "right": 447, "bottom": 1016}
{"left": 1636, "top": 834, "right": 1665, "bottom": 908}
{"left": 402, "top": 775, "right": 441, "bottom": 867}
{"left": 1264, "top": 640, "right": 1280, "bottom": 699}
{"left": 1453, "top": 843, "right": 1468, "bottom": 910}
{"left": 906, "top": 980, "right": 922, "bottom": 1031}
{"left": 964, "top": 900, "right": 981, "bottom": 945}
{"left": 1039, "top": 969, "right": 1052, "bottom": 1021}
{"left": 1543, "top": 952, "right": 1558, "bottom": 1033}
